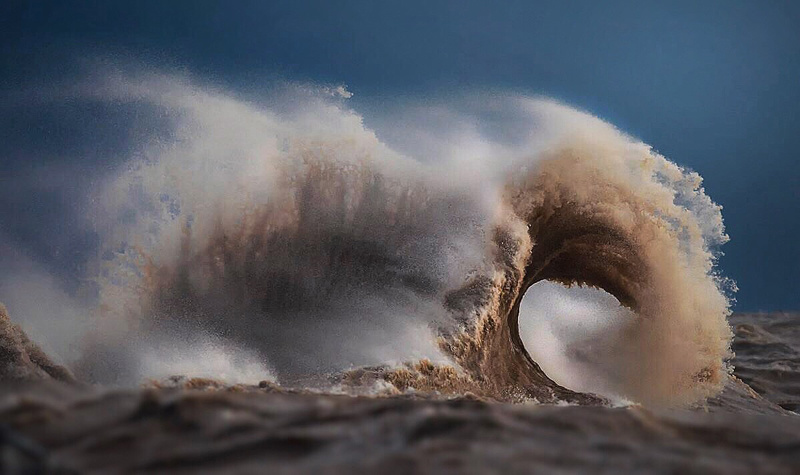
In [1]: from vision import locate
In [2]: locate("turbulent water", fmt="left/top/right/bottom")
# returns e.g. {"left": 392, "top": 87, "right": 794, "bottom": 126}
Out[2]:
{"left": 26, "top": 70, "right": 728, "bottom": 406}
{"left": 0, "top": 312, "right": 798, "bottom": 474}
{"left": 1, "top": 69, "right": 797, "bottom": 473}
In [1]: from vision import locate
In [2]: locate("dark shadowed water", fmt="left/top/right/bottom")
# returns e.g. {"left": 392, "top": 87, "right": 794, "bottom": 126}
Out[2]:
{"left": 1, "top": 312, "right": 798, "bottom": 474}
{"left": 730, "top": 312, "right": 800, "bottom": 413}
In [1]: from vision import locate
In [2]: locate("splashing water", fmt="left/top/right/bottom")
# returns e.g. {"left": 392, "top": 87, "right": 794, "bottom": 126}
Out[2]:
{"left": 2, "top": 68, "right": 733, "bottom": 407}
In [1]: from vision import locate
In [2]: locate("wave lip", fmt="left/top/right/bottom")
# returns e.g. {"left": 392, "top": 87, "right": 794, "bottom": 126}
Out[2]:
{"left": 442, "top": 129, "right": 733, "bottom": 405}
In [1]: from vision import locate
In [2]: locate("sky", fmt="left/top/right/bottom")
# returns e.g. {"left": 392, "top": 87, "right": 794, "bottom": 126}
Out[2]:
{"left": 1, "top": 0, "right": 798, "bottom": 311}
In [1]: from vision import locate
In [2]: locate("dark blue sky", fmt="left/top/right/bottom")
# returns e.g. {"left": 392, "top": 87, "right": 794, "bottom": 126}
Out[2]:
{"left": 1, "top": 1, "right": 798, "bottom": 310}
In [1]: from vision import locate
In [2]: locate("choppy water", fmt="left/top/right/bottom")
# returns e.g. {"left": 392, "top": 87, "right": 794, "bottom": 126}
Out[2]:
{"left": 730, "top": 312, "right": 800, "bottom": 413}
{"left": 0, "top": 312, "right": 797, "bottom": 474}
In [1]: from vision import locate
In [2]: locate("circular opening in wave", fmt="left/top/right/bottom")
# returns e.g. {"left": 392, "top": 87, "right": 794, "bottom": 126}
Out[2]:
{"left": 518, "top": 280, "right": 637, "bottom": 401}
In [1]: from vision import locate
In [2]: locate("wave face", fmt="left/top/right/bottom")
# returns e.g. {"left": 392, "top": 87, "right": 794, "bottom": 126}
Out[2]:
{"left": 66, "top": 71, "right": 732, "bottom": 406}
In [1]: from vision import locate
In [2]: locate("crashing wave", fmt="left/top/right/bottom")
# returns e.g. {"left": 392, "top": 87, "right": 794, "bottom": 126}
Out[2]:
{"left": 11, "top": 70, "right": 732, "bottom": 407}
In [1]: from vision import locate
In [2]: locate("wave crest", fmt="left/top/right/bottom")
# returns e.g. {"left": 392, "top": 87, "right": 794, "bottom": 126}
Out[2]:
{"left": 68, "top": 72, "right": 731, "bottom": 406}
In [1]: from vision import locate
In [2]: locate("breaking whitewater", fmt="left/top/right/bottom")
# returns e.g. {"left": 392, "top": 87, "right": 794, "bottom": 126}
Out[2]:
{"left": 1, "top": 70, "right": 798, "bottom": 473}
